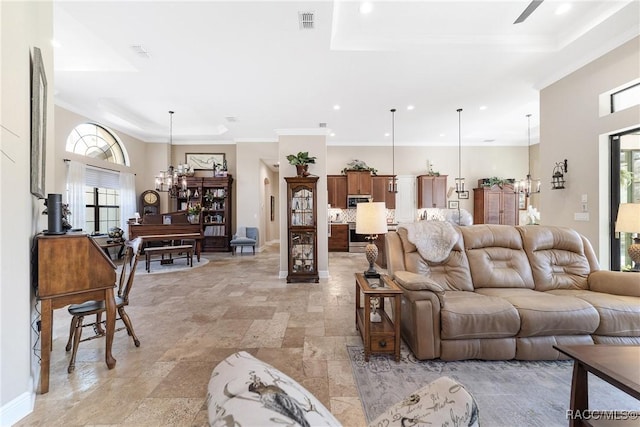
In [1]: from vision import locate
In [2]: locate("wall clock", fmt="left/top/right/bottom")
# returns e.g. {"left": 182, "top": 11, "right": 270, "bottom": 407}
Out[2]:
{"left": 140, "top": 190, "right": 160, "bottom": 215}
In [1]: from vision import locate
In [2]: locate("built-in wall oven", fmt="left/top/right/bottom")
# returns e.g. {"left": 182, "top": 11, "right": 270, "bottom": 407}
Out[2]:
{"left": 348, "top": 222, "right": 368, "bottom": 253}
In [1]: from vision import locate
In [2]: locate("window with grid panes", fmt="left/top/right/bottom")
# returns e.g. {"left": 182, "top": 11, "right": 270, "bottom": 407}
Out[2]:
{"left": 85, "top": 187, "right": 120, "bottom": 233}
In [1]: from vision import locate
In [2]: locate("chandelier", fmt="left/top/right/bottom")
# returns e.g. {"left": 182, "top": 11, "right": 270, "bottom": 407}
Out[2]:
{"left": 514, "top": 114, "right": 541, "bottom": 197}
{"left": 455, "top": 108, "right": 466, "bottom": 195}
{"left": 155, "top": 111, "right": 191, "bottom": 198}
{"left": 387, "top": 108, "right": 398, "bottom": 193}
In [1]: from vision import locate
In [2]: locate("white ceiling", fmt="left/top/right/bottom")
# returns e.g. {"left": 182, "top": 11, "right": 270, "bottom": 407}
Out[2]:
{"left": 53, "top": 0, "right": 639, "bottom": 148}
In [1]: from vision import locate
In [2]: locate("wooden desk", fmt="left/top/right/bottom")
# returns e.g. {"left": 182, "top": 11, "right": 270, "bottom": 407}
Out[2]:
{"left": 97, "top": 241, "right": 124, "bottom": 260}
{"left": 554, "top": 345, "right": 640, "bottom": 427}
{"left": 34, "top": 233, "right": 117, "bottom": 393}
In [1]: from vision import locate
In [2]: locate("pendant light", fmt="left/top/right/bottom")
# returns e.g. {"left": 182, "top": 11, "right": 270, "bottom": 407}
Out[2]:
{"left": 514, "top": 114, "right": 541, "bottom": 197}
{"left": 388, "top": 108, "right": 398, "bottom": 193}
{"left": 155, "top": 111, "right": 187, "bottom": 198}
{"left": 455, "top": 108, "right": 465, "bottom": 195}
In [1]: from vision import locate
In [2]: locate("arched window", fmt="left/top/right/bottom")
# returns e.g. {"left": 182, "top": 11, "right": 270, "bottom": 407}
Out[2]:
{"left": 66, "top": 123, "right": 128, "bottom": 165}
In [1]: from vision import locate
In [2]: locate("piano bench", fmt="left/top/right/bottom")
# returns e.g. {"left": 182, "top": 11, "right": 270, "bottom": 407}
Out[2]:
{"left": 144, "top": 244, "right": 193, "bottom": 273}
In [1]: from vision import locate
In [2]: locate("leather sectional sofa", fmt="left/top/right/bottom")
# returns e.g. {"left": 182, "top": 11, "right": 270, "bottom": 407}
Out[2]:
{"left": 385, "top": 223, "right": 640, "bottom": 360}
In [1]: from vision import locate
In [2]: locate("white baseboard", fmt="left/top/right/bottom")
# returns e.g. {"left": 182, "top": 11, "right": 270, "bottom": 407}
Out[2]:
{"left": 0, "top": 386, "right": 34, "bottom": 426}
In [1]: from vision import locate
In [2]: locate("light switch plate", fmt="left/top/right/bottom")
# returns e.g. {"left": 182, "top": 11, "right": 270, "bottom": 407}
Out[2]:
{"left": 574, "top": 212, "right": 589, "bottom": 221}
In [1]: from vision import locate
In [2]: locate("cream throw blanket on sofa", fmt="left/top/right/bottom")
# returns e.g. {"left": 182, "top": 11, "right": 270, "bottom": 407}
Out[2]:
{"left": 402, "top": 221, "right": 459, "bottom": 262}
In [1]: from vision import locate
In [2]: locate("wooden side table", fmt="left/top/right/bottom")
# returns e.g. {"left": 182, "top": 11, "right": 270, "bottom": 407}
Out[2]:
{"left": 355, "top": 273, "right": 402, "bottom": 361}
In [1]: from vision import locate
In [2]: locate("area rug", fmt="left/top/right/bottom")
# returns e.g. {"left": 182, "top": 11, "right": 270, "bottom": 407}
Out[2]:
{"left": 348, "top": 344, "right": 640, "bottom": 426}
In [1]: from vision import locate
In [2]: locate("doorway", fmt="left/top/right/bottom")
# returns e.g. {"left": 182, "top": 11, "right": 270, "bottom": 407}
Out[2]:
{"left": 609, "top": 129, "right": 640, "bottom": 271}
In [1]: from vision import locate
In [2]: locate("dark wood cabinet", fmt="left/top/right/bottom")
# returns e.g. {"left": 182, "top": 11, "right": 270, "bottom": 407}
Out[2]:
{"left": 327, "top": 175, "right": 347, "bottom": 209}
{"left": 176, "top": 176, "right": 233, "bottom": 251}
{"left": 286, "top": 176, "right": 319, "bottom": 283}
{"left": 328, "top": 224, "right": 348, "bottom": 252}
{"left": 372, "top": 175, "right": 396, "bottom": 209}
{"left": 417, "top": 175, "right": 448, "bottom": 209}
{"left": 347, "top": 170, "right": 372, "bottom": 195}
{"left": 473, "top": 184, "right": 518, "bottom": 225}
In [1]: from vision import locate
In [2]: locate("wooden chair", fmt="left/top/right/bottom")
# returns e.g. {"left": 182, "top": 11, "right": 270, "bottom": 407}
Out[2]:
{"left": 64, "top": 237, "right": 143, "bottom": 373}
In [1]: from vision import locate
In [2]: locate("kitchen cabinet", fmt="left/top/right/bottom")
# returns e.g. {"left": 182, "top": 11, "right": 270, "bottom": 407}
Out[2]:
{"left": 327, "top": 175, "right": 347, "bottom": 209}
{"left": 372, "top": 175, "right": 396, "bottom": 209}
{"left": 285, "top": 176, "right": 319, "bottom": 283}
{"left": 347, "top": 171, "right": 372, "bottom": 195}
{"left": 473, "top": 184, "right": 518, "bottom": 225}
{"left": 417, "top": 175, "right": 448, "bottom": 209}
{"left": 328, "top": 224, "right": 348, "bottom": 252}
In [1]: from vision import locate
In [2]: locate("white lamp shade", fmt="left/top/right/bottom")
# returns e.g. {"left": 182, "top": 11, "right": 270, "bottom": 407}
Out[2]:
{"left": 615, "top": 203, "right": 640, "bottom": 233}
{"left": 356, "top": 202, "right": 388, "bottom": 235}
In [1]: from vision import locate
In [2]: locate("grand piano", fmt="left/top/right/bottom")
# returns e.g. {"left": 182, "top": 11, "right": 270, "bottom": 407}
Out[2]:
{"left": 128, "top": 211, "right": 203, "bottom": 261}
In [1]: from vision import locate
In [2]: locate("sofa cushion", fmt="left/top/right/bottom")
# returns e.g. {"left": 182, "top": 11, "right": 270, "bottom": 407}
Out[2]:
{"left": 398, "top": 226, "right": 474, "bottom": 291}
{"left": 207, "top": 351, "right": 340, "bottom": 427}
{"left": 508, "top": 294, "right": 598, "bottom": 337}
{"left": 368, "top": 376, "right": 479, "bottom": 427}
{"left": 461, "top": 225, "right": 534, "bottom": 289}
{"left": 547, "top": 289, "right": 640, "bottom": 337}
{"left": 518, "top": 226, "right": 591, "bottom": 291}
{"left": 441, "top": 292, "right": 520, "bottom": 339}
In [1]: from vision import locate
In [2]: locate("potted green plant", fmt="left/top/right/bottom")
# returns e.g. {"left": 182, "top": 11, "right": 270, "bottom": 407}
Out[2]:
{"left": 286, "top": 151, "right": 317, "bottom": 176}
{"left": 187, "top": 203, "right": 202, "bottom": 223}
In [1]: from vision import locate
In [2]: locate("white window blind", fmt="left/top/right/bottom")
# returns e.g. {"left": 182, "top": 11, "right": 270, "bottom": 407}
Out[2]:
{"left": 85, "top": 167, "right": 119, "bottom": 189}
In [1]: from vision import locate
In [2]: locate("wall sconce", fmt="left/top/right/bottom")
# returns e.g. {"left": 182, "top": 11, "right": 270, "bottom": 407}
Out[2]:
{"left": 551, "top": 159, "right": 568, "bottom": 190}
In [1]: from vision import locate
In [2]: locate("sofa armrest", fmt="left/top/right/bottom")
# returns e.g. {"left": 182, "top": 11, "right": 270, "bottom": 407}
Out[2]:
{"left": 589, "top": 270, "right": 640, "bottom": 297}
{"left": 394, "top": 281, "right": 444, "bottom": 359}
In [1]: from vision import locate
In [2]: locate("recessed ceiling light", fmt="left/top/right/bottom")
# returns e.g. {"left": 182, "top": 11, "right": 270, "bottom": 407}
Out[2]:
{"left": 330, "top": 132, "right": 336, "bottom": 137}
{"left": 384, "top": 132, "right": 390, "bottom": 137}
{"left": 359, "top": 2, "right": 373, "bottom": 14}
{"left": 479, "top": 105, "right": 488, "bottom": 111}
{"left": 440, "top": 133, "right": 446, "bottom": 137}
{"left": 555, "top": 4, "right": 571, "bottom": 15}
{"left": 333, "top": 105, "right": 341, "bottom": 110}
{"left": 407, "top": 105, "right": 415, "bottom": 111}
{"left": 50, "top": 39, "right": 61, "bottom": 48}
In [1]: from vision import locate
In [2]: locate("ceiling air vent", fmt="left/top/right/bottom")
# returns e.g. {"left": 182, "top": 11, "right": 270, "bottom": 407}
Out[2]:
{"left": 319, "top": 123, "right": 327, "bottom": 128}
{"left": 299, "top": 11, "right": 314, "bottom": 29}
{"left": 225, "top": 116, "right": 238, "bottom": 123}
{"left": 130, "top": 45, "right": 150, "bottom": 58}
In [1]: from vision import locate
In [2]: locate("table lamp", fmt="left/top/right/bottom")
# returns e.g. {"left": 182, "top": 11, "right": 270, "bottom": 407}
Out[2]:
{"left": 615, "top": 203, "right": 640, "bottom": 271}
{"left": 356, "top": 201, "right": 388, "bottom": 278}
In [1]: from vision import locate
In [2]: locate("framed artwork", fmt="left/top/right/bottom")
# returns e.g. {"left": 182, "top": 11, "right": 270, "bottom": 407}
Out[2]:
{"left": 448, "top": 200, "right": 459, "bottom": 209}
{"left": 519, "top": 193, "right": 528, "bottom": 210}
{"left": 162, "top": 215, "right": 172, "bottom": 225}
{"left": 458, "top": 191, "right": 469, "bottom": 199}
{"left": 185, "top": 153, "right": 225, "bottom": 171}
{"left": 31, "top": 47, "right": 47, "bottom": 199}
{"left": 270, "top": 195, "right": 275, "bottom": 221}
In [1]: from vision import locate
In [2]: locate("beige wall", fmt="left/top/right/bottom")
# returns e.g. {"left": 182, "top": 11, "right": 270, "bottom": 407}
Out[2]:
{"left": 1, "top": 1, "right": 53, "bottom": 422}
{"left": 540, "top": 36, "right": 640, "bottom": 266}
{"left": 234, "top": 141, "right": 279, "bottom": 248}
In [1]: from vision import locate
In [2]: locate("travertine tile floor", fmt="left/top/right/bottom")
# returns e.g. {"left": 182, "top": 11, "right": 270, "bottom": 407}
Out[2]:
{"left": 17, "top": 243, "right": 371, "bottom": 426}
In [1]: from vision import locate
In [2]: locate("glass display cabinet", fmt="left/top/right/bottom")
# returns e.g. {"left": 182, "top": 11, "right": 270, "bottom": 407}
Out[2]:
{"left": 285, "top": 176, "right": 319, "bottom": 283}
